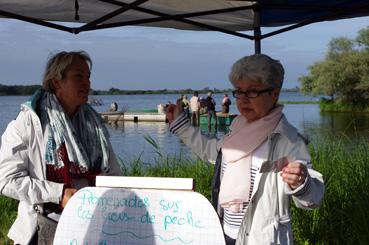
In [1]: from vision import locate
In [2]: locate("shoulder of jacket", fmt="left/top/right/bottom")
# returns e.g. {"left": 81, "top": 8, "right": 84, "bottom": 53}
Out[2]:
{"left": 297, "top": 132, "right": 309, "bottom": 145}
{"left": 273, "top": 116, "right": 301, "bottom": 143}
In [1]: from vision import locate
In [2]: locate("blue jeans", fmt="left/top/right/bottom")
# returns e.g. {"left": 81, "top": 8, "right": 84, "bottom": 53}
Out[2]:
{"left": 225, "top": 234, "right": 236, "bottom": 245}
{"left": 207, "top": 110, "right": 217, "bottom": 128}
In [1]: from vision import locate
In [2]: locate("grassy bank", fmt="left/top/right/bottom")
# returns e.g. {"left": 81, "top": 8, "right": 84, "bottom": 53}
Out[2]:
{"left": 1, "top": 138, "right": 369, "bottom": 244}
{"left": 292, "top": 137, "right": 369, "bottom": 244}
{"left": 279, "top": 100, "right": 319, "bottom": 105}
{"left": 320, "top": 100, "right": 369, "bottom": 112}
{"left": 0, "top": 197, "right": 18, "bottom": 244}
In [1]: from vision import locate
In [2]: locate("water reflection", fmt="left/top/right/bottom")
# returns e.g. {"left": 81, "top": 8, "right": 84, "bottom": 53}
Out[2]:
{"left": 106, "top": 120, "right": 233, "bottom": 164}
{"left": 1, "top": 95, "right": 368, "bottom": 164}
{"left": 304, "top": 111, "right": 369, "bottom": 144}
{"left": 105, "top": 104, "right": 369, "bottom": 164}
{"left": 107, "top": 121, "right": 192, "bottom": 164}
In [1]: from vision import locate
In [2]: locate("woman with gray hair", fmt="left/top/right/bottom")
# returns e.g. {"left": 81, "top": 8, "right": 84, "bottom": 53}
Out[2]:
{"left": 166, "top": 54, "right": 324, "bottom": 245}
{"left": 0, "top": 51, "right": 122, "bottom": 244}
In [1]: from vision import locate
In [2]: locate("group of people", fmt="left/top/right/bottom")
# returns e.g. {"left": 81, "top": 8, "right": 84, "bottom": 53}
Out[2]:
{"left": 0, "top": 50, "right": 324, "bottom": 245}
{"left": 180, "top": 91, "right": 232, "bottom": 130}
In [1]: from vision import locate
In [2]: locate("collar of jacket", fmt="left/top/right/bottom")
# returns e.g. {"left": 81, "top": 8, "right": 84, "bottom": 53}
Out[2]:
{"left": 270, "top": 115, "right": 299, "bottom": 143}
{"left": 22, "top": 88, "right": 45, "bottom": 112}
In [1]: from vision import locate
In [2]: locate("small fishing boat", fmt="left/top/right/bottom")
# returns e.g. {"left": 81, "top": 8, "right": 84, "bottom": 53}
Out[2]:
{"left": 200, "top": 113, "right": 237, "bottom": 126}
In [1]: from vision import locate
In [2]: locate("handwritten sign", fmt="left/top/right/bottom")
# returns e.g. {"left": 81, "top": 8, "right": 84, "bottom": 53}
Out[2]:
{"left": 53, "top": 187, "right": 226, "bottom": 245}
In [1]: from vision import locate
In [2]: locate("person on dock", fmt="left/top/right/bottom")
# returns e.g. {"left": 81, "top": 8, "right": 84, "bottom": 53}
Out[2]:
{"left": 221, "top": 93, "right": 232, "bottom": 114}
{"left": 205, "top": 91, "right": 217, "bottom": 130}
{"left": 181, "top": 94, "right": 190, "bottom": 119}
{"left": 190, "top": 91, "right": 200, "bottom": 126}
{"left": 166, "top": 54, "right": 324, "bottom": 245}
{"left": 108, "top": 101, "right": 118, "bottom": 112}
{"left": 0, "top": 51, "right": 122, "bottom": 245}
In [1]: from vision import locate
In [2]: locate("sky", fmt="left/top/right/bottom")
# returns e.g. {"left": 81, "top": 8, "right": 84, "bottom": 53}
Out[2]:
{"left": 0, "top": 16, "right": 368, "bottom": 90}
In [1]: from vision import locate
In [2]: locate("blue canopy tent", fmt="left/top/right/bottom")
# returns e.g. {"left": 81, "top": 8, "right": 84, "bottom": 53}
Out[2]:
{"left": 1, "top": 0, "right": 369, "bottom": 53}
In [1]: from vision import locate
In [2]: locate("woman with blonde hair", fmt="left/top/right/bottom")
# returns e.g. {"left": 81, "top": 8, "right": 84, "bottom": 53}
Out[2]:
{"left": 0, "top": 51, "right": 122, "bottom": 244}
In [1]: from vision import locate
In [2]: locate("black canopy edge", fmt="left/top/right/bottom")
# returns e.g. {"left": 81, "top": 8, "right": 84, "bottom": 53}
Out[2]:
{"left": 1, "top": 1, "right": 369, "bottom": 41}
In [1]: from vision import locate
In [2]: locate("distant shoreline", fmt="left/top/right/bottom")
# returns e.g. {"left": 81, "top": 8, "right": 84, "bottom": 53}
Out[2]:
{"left": 0, "top": 83, "right": 300, "bottom": 96}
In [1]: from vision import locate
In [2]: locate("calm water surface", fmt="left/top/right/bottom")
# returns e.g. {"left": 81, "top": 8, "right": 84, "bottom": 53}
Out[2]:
{"left": 1, "top": 93, "right": 368, "bottom": 163}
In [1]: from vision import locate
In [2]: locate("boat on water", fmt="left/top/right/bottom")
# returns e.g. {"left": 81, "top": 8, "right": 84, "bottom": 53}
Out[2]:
{"left": 200, "top": 113, "right": 237, "bottom": 126}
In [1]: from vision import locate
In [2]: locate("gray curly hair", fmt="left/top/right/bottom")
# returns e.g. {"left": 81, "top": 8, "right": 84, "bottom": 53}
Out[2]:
{"left": 229, "top": 54, "right": 284, "bottom": 88}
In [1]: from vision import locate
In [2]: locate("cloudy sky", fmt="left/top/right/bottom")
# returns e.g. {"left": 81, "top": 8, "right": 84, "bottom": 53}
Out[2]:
{"left": 0, "top": 16, "right": 368, "bottom": 90}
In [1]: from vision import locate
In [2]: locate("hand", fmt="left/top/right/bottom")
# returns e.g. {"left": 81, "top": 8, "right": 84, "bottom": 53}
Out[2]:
{"left": 165, "top": 99, "right": 183, "bottom": 123}
{"left": 60, "top": 187, "right": 77, "bottom": 209}
{"left": 280, "top": 161, "right": 308, "bottom": 189}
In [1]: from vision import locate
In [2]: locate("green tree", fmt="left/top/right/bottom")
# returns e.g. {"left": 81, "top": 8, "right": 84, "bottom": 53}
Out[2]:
{"left": 356, "top": 26, "right": 369, "bottom": 49}
{"left": 327, "top": 37, "right": 353, "bottom": 60}
{"left": 299, "top": 26, "right": 369, "bottom": 108}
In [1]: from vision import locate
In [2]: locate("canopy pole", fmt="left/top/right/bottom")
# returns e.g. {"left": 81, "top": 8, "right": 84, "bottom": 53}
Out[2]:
{"left": 253, "top": 6, "right": 261, "bottom": 54}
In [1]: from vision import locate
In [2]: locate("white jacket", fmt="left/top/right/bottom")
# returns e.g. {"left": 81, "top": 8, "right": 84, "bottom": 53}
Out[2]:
{"left": 169, "top": 113, "right": 324, "bottom": 245}
{"left": 0, "top": 105, "right": 122, "bottom": 244}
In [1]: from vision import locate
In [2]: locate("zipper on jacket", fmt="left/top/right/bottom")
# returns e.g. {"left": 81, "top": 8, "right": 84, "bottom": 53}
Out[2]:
{"left": 268, "top": 133, "right": 280, "bottom": 161}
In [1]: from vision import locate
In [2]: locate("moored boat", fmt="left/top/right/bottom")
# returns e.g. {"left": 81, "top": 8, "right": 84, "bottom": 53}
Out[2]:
{"left": 200, "top": 112, "right": 237, "bottom": 126}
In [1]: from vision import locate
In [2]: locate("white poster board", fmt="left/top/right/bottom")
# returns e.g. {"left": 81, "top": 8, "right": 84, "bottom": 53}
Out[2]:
{"left": 53, "top": 187, "right": 226, "bottom": 245}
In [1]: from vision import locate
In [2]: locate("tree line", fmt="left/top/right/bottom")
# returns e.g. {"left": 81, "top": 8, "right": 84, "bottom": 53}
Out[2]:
{"left": 0, "top": 85, "right": 233, "bottom": 96}
{"left": 0, "top": 84, "right": 300, "bottom": 96}
{"left": 90, "top": 87, "right": 233, "bottom": 95}
{"left": 299, "top": 26, "right": 369, "bottom": 110}
{"left": 0, "top": 84, "right": 42, "bottom": 96}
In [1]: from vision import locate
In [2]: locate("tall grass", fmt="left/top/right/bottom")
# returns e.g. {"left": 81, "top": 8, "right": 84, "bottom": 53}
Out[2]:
{"left": 292, "top": 136, "right": 369, "bottom": 245}
{"left": 1, "top": 136, "right": 368, "bottom": 244}
{"left": 122, "top": 134, "right": 214, "bottom": 199}
{"left": 319, "top": 100, "right": 369, "bottom": 112}
{"left": 0, "top": 196, "right": 18, "bottom": 244}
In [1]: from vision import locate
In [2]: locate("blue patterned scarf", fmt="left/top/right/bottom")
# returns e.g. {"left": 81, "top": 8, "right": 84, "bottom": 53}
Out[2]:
{"left": 31, "top": 90, "right": 111, "bottom": 173}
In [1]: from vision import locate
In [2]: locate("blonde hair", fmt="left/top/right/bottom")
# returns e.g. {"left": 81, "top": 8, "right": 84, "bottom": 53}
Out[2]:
{"left": 43, "top": 51, "right": 92, "bottom": 93}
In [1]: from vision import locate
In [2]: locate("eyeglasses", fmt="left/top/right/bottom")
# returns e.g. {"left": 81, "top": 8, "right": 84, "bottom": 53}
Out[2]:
{"left": 232, "top": 88, "right": 275, "bottom": 99}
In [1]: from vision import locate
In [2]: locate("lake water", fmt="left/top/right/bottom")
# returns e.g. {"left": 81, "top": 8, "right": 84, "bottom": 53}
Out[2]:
{"left": 1, "top": 93, "right": 368, "bottom": 164}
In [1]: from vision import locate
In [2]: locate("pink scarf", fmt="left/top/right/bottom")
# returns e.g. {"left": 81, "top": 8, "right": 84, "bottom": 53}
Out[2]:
{"left": 219, "top": 106, "right": 283, "bottom": 212}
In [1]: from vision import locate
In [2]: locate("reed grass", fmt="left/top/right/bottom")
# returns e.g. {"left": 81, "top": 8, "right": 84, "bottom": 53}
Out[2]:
{"left": 292, "top": 136, "right": 369, "bottom": 245}
{"left": 1, "top": 136, "right": 368, "bottom": 244}
{"left": 0, "top": 196, "right": 18, "bottom": 244}
{"left": 319, "top": 100, "right": 369, "bottom": 112}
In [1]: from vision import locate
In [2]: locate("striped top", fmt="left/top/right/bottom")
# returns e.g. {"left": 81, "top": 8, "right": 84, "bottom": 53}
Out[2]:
{"left": 222, "top": 161, "right": 259, "bottom": 239}
{"left": 168, "top": 112, "right": 263, "bottom": 239}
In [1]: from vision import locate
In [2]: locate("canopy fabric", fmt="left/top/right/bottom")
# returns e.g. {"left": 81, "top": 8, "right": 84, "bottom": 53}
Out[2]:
{"left": 1, "top": 0, "right": 369, "bottom": 39}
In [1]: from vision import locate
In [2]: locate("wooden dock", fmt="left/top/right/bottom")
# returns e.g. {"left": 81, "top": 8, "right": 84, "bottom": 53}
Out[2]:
{"left": 101, "top": 111, "right": 237, "bottom": 126}
{"left": 101, "top": 111, "right": 167, "bottom": 124}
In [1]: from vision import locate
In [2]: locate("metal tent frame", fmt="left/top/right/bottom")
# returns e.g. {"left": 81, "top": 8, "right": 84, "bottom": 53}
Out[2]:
{"left": 1, "top": 0, "right": 369, "bottom": 53}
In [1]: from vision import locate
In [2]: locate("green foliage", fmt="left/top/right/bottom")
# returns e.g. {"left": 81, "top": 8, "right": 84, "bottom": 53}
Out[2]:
{"left": 1, "top": 83, "right": 298, "bottom": 96}
{"left": 125, "top": 135, "right": 214, "bottom": 199}
{"left": 319, "top": 98, "right": 369, "bottom": 112}
{"left": 292, "top": 137, "right": 369, "bottom": 245}
{"left": 120, "top": 154, "right": 214, "bottom": 200}
{"left": 327, "top": 37, "right": 354, "bottom": 60}
{"left": 91, "top": 87, "right": 234, "bottom": 96}
{"left": 0, "top": 196, "right": 18, "bottom": 244}
{"left": 299, "top": 26, "right": 369, "bottom": 109}
{"left": 279, "top": 101, "right": 319, "bottom": 105}
{"left": 2, "top": 136, "right": 369, "bottom": 244}
{"left": 356, "top": 26, "right": 369, "bottom": 50}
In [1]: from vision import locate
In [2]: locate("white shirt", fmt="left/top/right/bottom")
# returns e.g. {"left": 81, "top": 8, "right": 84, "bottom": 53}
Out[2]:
{"left": 190, "top": 96, "right": 200, "bottom": 111}
{"left": 222, "top": 140, "right": 268, "bottom": 239}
